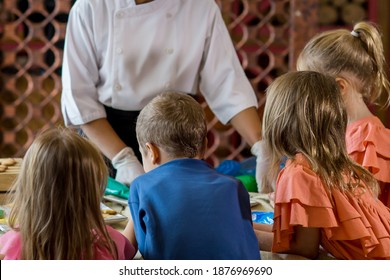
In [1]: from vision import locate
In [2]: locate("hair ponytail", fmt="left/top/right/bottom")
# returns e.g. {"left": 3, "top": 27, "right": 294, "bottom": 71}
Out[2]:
{"left": 352, "top": 22, "right": 390, "bottom": 106}
{"left": 298, "top": 21, "right": 390, "bottom": 107}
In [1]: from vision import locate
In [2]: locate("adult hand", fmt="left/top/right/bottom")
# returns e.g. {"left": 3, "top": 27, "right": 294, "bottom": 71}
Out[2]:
{"left": 112, "top": 147, "right": 144, "bottom": 186}
{"left": 251, "top": 140, "right": 273, "bottom": 193}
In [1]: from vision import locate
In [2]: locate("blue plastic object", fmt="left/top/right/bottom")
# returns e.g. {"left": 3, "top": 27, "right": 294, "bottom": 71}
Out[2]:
{"left": 238, "top": 156, "right": 257, "bottom": 176}
{"left": 215, "top": 157, "right": 257, "bottom": 177}
{"left": 252, "top": 211, "right": 274, "bottom": 224}
{"left": 215, "top": 159, "right": 241, "bottom": 176}
{"left": 280, "top": 156, "right": 287, "bottom": 169}
{"left": 215, "top": 157, "right": 258, "bottom": 192}
{"left": 216, "top": 156, "right": 287, "bottom": 177}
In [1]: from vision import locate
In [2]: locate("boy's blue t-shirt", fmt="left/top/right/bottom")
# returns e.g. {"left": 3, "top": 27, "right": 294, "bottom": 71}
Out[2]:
{"left": 129, "top": 158, "right": 260, "bottom": 260}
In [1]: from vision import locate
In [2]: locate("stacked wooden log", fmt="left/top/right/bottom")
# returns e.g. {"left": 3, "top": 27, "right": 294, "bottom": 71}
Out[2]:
{"left": 318, "top": 0, "right": 367, "bottom": 26}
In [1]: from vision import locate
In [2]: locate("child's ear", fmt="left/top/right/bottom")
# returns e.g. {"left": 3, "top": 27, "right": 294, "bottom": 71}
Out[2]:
{"left": 145, "top": 143, "right": 160, "bottom": 164}
{"left": 335, "top": 77, "right": 348, "bottom": 96}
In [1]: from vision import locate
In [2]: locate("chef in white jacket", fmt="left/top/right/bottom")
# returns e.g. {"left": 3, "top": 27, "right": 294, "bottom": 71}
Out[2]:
{"left": 61, "top": 0, "right": 268, "bottom": 187}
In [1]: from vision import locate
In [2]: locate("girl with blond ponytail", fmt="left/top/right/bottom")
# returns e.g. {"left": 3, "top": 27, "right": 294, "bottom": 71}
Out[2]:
{"left": 297, "top": 21, "right": 390, "bottom": 207}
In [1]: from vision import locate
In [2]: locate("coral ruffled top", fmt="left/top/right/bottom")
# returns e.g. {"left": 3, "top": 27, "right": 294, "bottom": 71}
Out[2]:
{"left": 346, "top": 116, "right": 390, "bottom": 206}
{"left": 272, "top": 154, "right": 390, "bottom": 259}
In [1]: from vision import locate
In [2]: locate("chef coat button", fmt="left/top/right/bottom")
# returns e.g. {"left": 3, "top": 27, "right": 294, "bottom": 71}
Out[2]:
{"left": 116, "top": 47, "right": 123, "bottom": 54}
{"left": 117, "top": 12, "right": 124, "bottom": 18}
{"left": 166, "top": 13, "right": 172, "bottom": 18}
{"left": 114, "top": 84, "right": 122, "bottom": 91}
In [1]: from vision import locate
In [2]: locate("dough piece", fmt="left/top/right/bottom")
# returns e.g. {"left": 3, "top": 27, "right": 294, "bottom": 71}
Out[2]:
{"left": 101, "top": 209, "right": 117, "bottom": 215}
{"left": 1, "top": 158, "right": 16, "bottom": 166}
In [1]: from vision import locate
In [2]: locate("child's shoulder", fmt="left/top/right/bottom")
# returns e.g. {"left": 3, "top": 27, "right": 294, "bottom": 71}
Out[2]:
{"left": 348, "top": 114, "right": 390, "bottom": 136}
{"left": 0, "top": 230, "right": 21, "bottom": 243}
{"left": 0, "top": 230, "right": 22, "bottom": 260}
{"left": 346, "top": 116, "right": 390, "bottom": 179}
{"left": 280, "top": 154, "right": 317, "bottom": 178}
{"left": 277, "top": 154, "right": 331, "bottom": 206}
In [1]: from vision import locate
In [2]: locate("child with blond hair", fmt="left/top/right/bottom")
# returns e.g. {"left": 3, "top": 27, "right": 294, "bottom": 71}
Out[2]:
{"left": 0, "top": 128, "right": 135, "bottom": 259}
{"left": 297, "top": 21, "right": 390, "bottom": 207}
{"left": 256, "top": 71, "right": 390, "bottom": 259}
{"left": 123, "top": 91, "right": 260, "bottom": 260}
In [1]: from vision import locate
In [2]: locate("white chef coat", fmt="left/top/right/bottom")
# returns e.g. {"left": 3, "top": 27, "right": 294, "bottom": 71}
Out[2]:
{"left": 61, "top": 0, "right": 258, "bottom": 127}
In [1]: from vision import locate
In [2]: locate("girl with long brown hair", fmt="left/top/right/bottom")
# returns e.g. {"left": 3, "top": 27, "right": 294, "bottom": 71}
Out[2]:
{"left": 256, "top": 71, "right": 390, "bottom": 259}
{"left": 0, "top": 128, "right": 135, "bottom": 259}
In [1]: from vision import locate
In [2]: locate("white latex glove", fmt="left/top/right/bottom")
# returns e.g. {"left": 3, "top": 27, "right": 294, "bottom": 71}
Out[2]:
{"left": 251, "top": 140, "right": 273, "bottom": 193}
{"left": 112, "top": 147, "right": 144, "bottom": 186}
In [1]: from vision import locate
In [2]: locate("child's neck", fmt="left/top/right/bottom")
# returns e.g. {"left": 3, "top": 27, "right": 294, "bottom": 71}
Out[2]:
{"left": 344, "top": 90, "right": 373, "bottom": 124}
